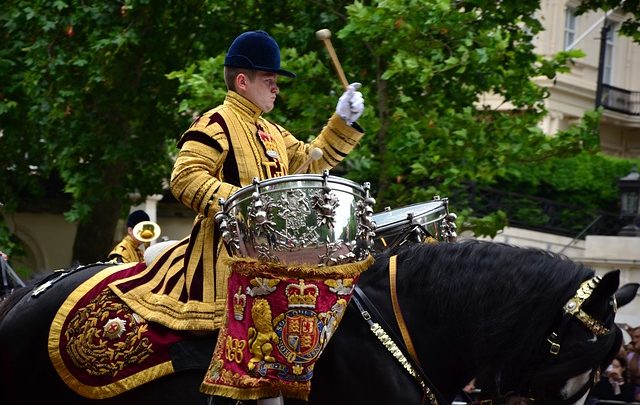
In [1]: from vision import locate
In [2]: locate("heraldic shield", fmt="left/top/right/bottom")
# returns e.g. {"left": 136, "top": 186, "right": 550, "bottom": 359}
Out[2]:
{"left": 201, "top": 256, "right": 373, "bottom": 400}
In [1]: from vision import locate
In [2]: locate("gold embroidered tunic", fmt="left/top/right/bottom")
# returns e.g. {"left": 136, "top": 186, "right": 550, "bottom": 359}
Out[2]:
{"left": 107, "top": 235, "right": 144, "bottom": 263}
{"left": 110, "top": 91, "right": 365, "bottom": 331}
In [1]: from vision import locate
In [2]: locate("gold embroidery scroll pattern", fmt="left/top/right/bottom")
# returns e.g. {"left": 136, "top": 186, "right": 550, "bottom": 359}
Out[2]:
{"left": 205, "top": 357, "right": 262, "bottom": 389}
{"left": 64, "top": 289, "right": 153, "bottom": 377}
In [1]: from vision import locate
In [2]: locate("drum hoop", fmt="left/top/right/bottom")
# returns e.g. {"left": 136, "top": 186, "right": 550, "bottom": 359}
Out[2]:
{"left": 223, "top": 174, "right": 366, "bottom": 211}
{"left": 372, "top": 202, "right": 447, "bottom": 232}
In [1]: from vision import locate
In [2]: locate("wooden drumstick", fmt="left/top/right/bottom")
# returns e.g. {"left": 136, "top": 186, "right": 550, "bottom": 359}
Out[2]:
{"left": 293, "top": 148, "right": 323, "bottom": 174}
{"left": 316, "top": 29, "right": 349, "bottom": 90}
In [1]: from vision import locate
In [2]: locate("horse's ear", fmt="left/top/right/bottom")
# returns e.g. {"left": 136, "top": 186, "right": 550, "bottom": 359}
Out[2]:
{"left": 582, "top": 270, "right": 620, "bottom": 314}
{"left": 615, "top": 282, "right": 639, "bottom": 308}
{"left": 597, "top": 270, "right": 620, "bottom": 297}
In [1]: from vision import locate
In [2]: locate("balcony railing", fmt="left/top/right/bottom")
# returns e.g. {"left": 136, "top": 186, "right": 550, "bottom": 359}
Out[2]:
{"left": 599, "top": 84, "right": 640, "bottom": 116}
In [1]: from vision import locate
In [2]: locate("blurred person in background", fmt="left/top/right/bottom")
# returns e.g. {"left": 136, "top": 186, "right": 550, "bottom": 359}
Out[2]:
{"left": 626, "top": 326, "right": 640, "bottom": 401}
{"left": 587, "top": 354, "right": 635, "bottom": 403}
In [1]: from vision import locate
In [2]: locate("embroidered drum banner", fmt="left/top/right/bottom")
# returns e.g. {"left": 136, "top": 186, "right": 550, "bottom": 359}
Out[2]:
{"left": 201, "top": 256, "right": 373, "bottom": 400}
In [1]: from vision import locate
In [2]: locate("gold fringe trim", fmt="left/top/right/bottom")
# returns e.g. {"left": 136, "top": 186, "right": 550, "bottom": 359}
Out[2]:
{"left": 223, "top": 255, "right": 374, "bottom": 279}
{"left": 200, "top": 381, "right": 310, "bottom": 401}
{"left": 48, "top": 263, "right": 175, "bottom": 399}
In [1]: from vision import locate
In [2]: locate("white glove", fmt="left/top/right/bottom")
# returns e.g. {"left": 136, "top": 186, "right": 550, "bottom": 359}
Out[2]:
{"left": 336, "top": 82, "right": 364, "bottom": 126}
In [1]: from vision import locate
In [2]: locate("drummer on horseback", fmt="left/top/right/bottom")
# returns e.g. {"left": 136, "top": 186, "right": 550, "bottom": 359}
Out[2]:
{"left": 110, "top": 30, "right": 366, "bottom": 332}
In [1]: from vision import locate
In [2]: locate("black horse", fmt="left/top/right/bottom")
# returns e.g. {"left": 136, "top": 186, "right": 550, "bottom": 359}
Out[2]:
{"left": 0, "top": 240, "right": 636, "bottom": 405}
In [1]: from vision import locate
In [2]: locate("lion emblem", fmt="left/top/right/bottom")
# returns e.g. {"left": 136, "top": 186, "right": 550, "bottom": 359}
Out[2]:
{"left": 247, "top": 298, "right": 279, "bottom": 371}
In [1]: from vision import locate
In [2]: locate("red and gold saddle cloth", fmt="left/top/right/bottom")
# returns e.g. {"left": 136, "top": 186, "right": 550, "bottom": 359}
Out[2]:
{"left": 200, "top": 256, "right": 373, "bottom": 401}
{"left": 48, "top": 262, "right": 190, "bottom": 399}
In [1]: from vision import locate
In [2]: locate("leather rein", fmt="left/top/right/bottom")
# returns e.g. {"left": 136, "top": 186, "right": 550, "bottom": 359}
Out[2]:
{"left": 351, "top": 255, "right": 443, "bottom": 405}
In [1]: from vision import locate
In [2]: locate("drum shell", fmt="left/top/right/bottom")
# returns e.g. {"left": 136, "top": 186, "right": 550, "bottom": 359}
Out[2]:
{"left": 220, "top": 174, "right": 372, "bottom": 266}
{"left": 371, "top": 200, "right": 448, "bottom": 251}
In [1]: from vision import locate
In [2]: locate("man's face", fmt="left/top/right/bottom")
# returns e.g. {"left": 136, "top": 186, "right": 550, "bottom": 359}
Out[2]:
{"left": 608, "top": 359, "right": 623, "bottom": 379}
{"left": 243, "top": 71, "right": 279, "bottom": 113}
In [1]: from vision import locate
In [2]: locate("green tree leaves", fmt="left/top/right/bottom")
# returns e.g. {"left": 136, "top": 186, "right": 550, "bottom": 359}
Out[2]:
{"left": 576, "top": 0, "right": 640, "bottom": 43}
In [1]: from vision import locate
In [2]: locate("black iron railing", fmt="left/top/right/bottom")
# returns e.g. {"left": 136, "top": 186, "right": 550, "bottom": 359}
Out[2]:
{"left": 456, "top": 184, "right": 625, "bottom": 238}
{"left": 600, "top": 84, "right": 640, "bottom": 116}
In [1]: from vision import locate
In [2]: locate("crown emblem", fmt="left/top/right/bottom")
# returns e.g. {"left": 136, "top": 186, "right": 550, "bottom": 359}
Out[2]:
{"left": 291, "top": 364, "right": 304, "bottom": 375}
{"left": 233, "top": 286, "right": 247, "bottom": 320}
{"left": 285, "top": 279, "right": 318, "bottom": 309}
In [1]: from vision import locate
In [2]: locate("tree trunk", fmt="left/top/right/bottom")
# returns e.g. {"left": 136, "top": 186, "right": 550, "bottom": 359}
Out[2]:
{"left": 72, "top": 197, "right": 123, "bottom": 265}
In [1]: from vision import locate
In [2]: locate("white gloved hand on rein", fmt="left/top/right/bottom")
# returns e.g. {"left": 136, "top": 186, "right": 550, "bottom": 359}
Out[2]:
{"left": 336, "top": 82, "right": 364, "bottom": 126}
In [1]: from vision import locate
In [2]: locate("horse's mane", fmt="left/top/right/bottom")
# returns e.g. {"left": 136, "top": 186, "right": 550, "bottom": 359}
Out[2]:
{"left": 0, "top": 263, "right": 85, "bottom": 320}
{"left": 0, "top": 277, "right": 40, "bottom": 319}
{"left": 369, "top": 240, "right": 594, "bottom": 387}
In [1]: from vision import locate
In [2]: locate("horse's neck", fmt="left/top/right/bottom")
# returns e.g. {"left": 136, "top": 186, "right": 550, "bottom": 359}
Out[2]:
{"left": 363, "top": 257, "right": 470, "bottom": 404}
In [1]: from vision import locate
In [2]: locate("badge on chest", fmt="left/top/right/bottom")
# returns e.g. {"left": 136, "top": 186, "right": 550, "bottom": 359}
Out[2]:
{"left": 257, "top": 129, "right": 280, "bottom": 159}
{"left": 257, "top": 129, "right": 286, "bottom": 178}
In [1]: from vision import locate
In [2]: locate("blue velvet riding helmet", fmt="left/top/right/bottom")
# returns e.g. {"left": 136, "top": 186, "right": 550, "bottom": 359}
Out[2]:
{"left": 224, "top": 30, "right": 296, "bottom": 78}
{"left": 127, "top": 210, "right": 150, "bottom": 228}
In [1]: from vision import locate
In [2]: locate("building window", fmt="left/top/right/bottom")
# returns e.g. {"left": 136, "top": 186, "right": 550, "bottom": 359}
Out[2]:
{"left": 564, "top": 7, "right": 576, "bottom": 50}
{"left": 603, "top": 23, "right": 615, "bottom": 84}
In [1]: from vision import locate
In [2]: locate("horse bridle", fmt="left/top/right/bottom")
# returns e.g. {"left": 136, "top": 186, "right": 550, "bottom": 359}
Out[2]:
{"left": 484, "top": 276, "right": 617, "bottom": 405}
{"left": 517, "top": 275, "right": 617, "bottom": 405}
{"left": 351, "top": 255, "right": 445, "bottom": 405}
{"left": 352, "top": 259, "right": 617, "bottom": 405}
